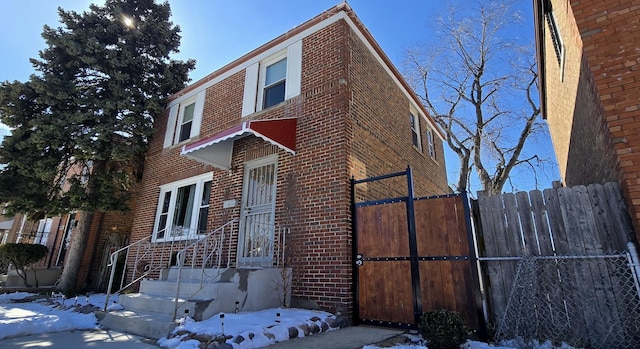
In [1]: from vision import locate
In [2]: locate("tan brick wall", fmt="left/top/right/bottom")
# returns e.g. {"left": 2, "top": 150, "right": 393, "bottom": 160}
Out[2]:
{"left": 130, "top": 18, "right": 448, "bottom": 319}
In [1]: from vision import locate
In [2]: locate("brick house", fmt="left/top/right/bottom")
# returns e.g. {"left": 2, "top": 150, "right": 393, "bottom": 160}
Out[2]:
{"left": 0, "top": 209, "right": 133, "bottom": 291}
{"left": 126, "top": 3, "right": 448, "bottom": 321}
{"left": 533, "top": 0, "right": 640, "bottom": 241}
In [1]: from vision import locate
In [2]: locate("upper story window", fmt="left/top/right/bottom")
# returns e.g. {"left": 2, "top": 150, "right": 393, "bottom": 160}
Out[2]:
{"left": 153, "top": 172, "right": 213, "bottom": 242}
{"left": 242, "top": 41, "right": 302, "bottom": 116}
{"left": 546, "top": 10, "right": 563, "bottom": 66}
{"left": 543, "top": 1, "right": 565, "bottom": 80}
{"left": 178, "top": 100, "right": 196, "bottom": 143}
{"left": 426, "top": 127, "right": 436, "bottom": 159}
{"left": 263, "top": 58, "right": 287, "bottom": 109}
{"left": 163, "top": 91, "right": 206, "bottom": 148}
{"left": 410, "top": 112, "right": 422, "bottom": 151}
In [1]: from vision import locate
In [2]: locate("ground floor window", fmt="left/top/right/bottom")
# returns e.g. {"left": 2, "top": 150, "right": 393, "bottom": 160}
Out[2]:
{"left": 34, "top": 218, "right": 52, "bottom": 246}
{"left": 153, "top": 172, "right": 213, "bottom": 242}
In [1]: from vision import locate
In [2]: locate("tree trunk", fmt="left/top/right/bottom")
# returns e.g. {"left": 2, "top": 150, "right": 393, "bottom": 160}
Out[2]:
{"left": 56, "top": 210, "right": 94, "bottom": 294}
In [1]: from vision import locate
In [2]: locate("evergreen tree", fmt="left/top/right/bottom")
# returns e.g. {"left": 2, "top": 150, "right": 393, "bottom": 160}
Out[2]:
{"left": 0, "top": 0, "right": 195, "bottom": 294}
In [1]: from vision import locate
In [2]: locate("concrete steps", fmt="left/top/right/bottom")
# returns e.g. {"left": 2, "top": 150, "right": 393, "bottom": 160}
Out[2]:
{"left": 99, "top": 309, "right": 177, "bottom": 340}
{"left": 99, "top": 267, "right": 291, "bottom": 339}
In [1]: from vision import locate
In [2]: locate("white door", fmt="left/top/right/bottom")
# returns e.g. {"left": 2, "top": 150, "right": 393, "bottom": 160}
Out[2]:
{"left": 238, "top": 156, "right": 278, "bottom": 266}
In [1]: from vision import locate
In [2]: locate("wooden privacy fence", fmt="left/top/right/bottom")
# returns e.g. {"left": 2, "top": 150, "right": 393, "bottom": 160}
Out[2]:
{"left": 352, "top": 168, "right": 484, "bottom": 333}
{"left": 474, "top": 183, "right": 640, "bottom": 348}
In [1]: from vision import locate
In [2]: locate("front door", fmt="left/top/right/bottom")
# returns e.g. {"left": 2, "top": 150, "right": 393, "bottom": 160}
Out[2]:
{"left": 238, "top": 155, "right": 278, "bottom": 266}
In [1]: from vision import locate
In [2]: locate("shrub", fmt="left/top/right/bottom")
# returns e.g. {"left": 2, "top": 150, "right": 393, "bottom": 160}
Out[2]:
{"left": 0, "top": 243, "right": 48, "bottom": 287}
{"left": 0, "top": 254, "right": 9, "bottom": 274}
{"left": 418, "top": 309, "right": 469, "bottom": 349}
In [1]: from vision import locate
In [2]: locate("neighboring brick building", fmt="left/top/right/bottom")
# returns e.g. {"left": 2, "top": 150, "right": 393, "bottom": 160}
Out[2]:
{"left": 128, "top": 3, "right": 448, "bottom": 319}
{"left": 0, "top": 210, "right": 133, "bottom": 291}
{"left": 534, "top": 0, "right": 640, "bottom": 241}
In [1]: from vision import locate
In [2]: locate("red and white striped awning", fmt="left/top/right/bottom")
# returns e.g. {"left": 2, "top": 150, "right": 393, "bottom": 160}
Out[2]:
{"left": 181, "top": 118, "right": 297, "bottom": 170}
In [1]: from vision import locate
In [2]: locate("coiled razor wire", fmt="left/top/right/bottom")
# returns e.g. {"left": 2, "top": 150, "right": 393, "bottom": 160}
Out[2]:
{"left": 495, "top": 254, "right": 640, "bottom": 349}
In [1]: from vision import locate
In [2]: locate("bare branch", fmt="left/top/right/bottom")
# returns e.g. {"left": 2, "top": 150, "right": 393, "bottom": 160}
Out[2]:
{"left": 401, "top": 0, "right": 546, "bottom": 195}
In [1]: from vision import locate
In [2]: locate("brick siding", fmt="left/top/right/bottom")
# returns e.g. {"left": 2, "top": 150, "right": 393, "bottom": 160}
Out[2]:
{"left": 130, "top": 15, "right": 448, "bottom": 321}
{"left": 542, "top": 0, "right": 640, "bottom": 240}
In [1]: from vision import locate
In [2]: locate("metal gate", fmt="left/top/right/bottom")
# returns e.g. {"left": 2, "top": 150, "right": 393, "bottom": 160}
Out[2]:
{"left": 352, "top": 168, "right": 484, "bottom": 332}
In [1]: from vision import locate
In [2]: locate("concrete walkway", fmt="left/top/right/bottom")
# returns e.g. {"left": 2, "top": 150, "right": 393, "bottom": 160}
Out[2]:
{"left": 0, "top": 325, "right": 405, "bottom": 349}
{"left": 267, "top": 326, "right": 406, "bottom": 349}
{"left": 0, "top": 329, "right": 160, "bottom": 348}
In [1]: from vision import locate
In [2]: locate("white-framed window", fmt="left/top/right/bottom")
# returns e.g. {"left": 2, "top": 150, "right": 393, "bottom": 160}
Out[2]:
{"left": 163, "top": 90, "right": 206, "bottom": 148}
{"left": 34, "top": 218, "right": 52, "bottom": 246}
{"left": 177, "top": 99, "right": 196, "bottom": 143}
{"left": 261, "top": 57, "right": 287, "bottom": 109}
{"left": 410, "top": 112, "right": 422, "bottom": 151}
{"left": 426, "top": 127, "right": 436, "bottom": 159}
{"left": 242, "top": 40, "right": 302, "bottom": 116}
{"left": 1, "top": 231, "right": 8, "bottom": 244}
{"left": 153, "top": 172, "right": 213, "bottom": 242}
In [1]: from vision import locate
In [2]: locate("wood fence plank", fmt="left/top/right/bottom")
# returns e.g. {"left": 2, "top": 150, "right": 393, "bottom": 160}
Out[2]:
{"left": 555, "top": 186, "right": 591, "bottom": 342}
{"left": 357, "top": 202, "right": 414, "bottom": 325}
{"left": 420, "top": 260, "right": 445, "bottom": 310}
{"left": 529, "top": 191, "right": 565, "bottom": 340}
{"left": 530, "top": 190, "right": 553, "bottom": 255}
{"left": 500, "top": 193, "right": 523, "bottom": 324}
{"left": 477, "top": 193, "right": 509, "bottom": 324}
{"left": 603, "top": 182, "right": 634, "bottom": 249}
{"left": 543, "top": 188, "right": 566, "bottom": 254}
{"left": 587, "top": 184, "right": 617, "bottom": 253}
{"left": 503, "top": 193, "right": 523, "bottom": 257}
{"left": 445, "top": 196, "right": 466, "bottom": 256}
{"left": 477, "top": 183, "right": 637, "bottom": 347}
{"left": 516, "top": 191, "right": 538, "bottom": 255}
{"left": 583, "top": 185, "right": 625, "bottom": 346}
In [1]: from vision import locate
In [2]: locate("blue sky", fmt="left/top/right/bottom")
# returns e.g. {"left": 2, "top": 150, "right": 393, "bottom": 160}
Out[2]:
{"left": 0, "top": 0, "right": 559, "bottom": 192}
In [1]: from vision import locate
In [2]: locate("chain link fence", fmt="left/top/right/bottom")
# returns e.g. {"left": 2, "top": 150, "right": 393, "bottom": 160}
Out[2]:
{"left": 495, "top": 254, "right": 640, "bottom": 349}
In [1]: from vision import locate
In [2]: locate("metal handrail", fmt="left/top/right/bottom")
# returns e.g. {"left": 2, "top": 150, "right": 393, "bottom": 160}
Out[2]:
{"left": 173, "top": 219, "right": 237, "bottom": 319}
{"left": 103, "top": 219, "right": 288, "bottom": 317}
{"left": 102, "top": 227, "right": 207, "bottom": 312}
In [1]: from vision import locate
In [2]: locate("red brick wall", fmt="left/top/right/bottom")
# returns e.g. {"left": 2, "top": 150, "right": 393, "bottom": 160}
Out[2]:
{"left": 130, "top": 18, "right": 448, "bottom": 320}
{"left": 571, "top": 0, "right": 640, "bottom": 239}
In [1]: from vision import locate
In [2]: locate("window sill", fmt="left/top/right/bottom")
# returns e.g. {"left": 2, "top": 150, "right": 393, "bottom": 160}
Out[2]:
{"left": 151, "top": 233, "right": 204, "bottom": 244}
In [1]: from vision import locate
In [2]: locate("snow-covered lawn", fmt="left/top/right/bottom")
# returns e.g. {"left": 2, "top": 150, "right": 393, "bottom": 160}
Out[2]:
{"left": 0, "top": 291, "right": 578, "bottom": 349}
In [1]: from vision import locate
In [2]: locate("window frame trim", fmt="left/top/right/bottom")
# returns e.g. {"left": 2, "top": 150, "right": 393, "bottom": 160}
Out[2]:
{"left": 426, "top": 126, "right": 436, "bottom": 160}
{"left": 257, "top": 52, "right": 288, "bottom": 112}
{"left": 410, "top": 111, "right": 423, "bottom": 152}
{"left": 174, "top": 96, "right": 198, "bottom": 145}
{"left": 152, "top": 172, "right": 214, "bottom": 243}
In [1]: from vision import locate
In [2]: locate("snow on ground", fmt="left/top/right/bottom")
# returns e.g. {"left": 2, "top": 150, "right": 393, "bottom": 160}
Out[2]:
{"left": 159, "top": 307, "right": 338, "bottom": 349}
{"left": 0, "top": 291, "right": 102, "bottom": 340}
{"left": 0, "top": 291, "right": 578, "bottom": 349}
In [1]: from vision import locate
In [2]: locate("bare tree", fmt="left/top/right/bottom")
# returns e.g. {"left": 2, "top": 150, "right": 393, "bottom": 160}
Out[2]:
{"left": 403, "top": 0, "right": 544, "bottom": 195}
